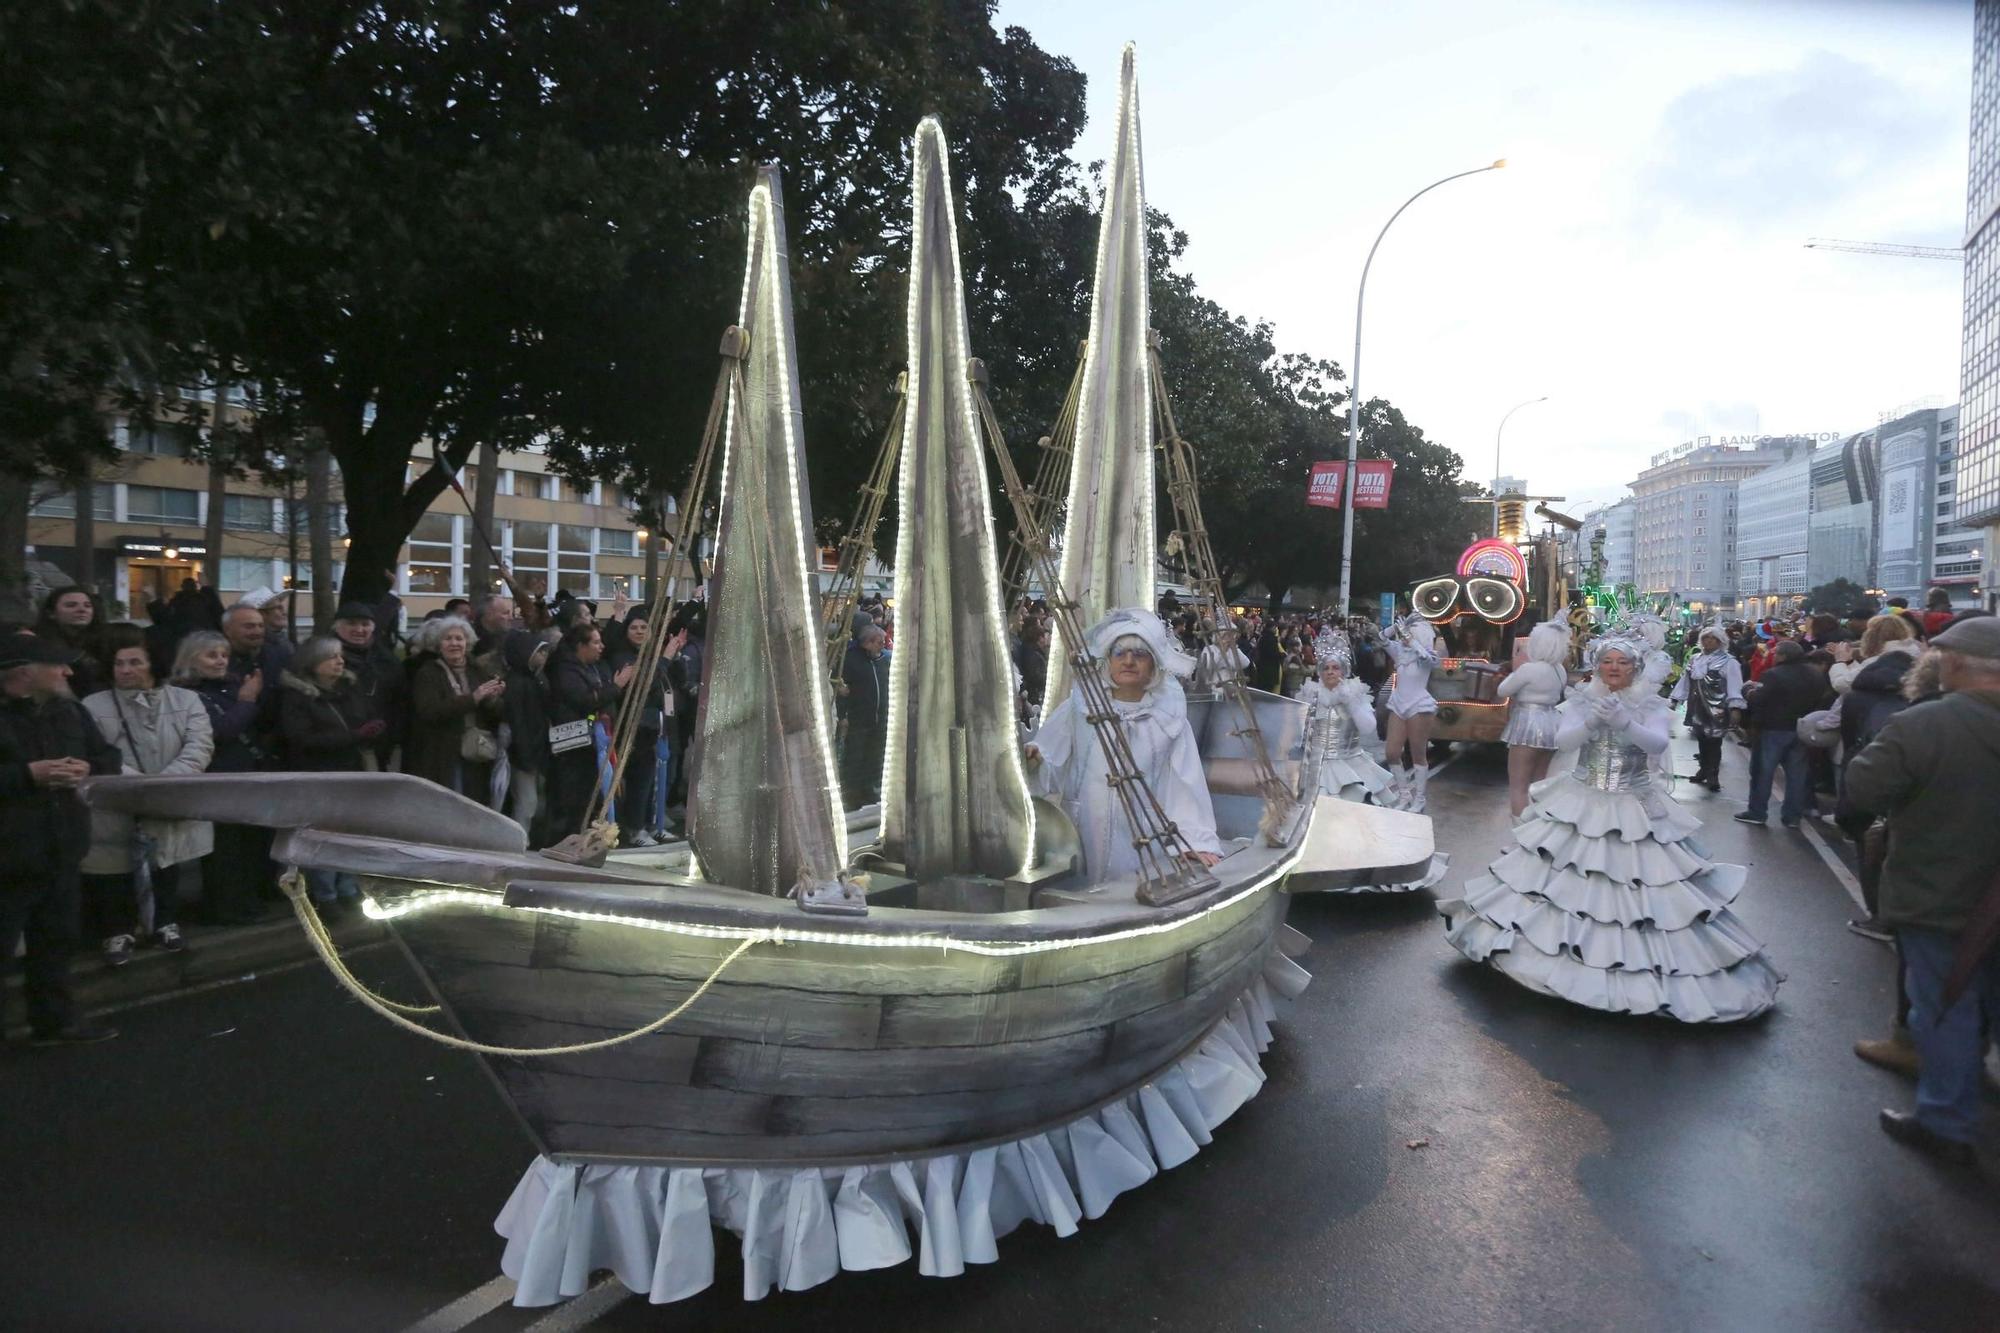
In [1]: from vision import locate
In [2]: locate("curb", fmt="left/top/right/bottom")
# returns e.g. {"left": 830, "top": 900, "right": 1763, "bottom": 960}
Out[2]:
{"left": 5, "top": 913, "right": 390, "bottom": 1035}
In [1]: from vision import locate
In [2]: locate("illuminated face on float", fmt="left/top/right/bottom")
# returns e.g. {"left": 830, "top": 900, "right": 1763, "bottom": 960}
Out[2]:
{"left": 1319, "top": 658, "right": 1344, "bottom": 687}
{"left": 1410, "top": 539, "right": 1527, "bottom": 628}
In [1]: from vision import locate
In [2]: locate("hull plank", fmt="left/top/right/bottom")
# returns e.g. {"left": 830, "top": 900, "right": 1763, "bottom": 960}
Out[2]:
{"left": 388, "top": 883, "right": 1290, "bottom": 1165}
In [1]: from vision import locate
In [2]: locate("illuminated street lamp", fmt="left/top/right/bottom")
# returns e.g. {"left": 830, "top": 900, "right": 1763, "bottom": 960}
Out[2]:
{"left": 1336, "top": 160, "right": 1508, "bottom": 614}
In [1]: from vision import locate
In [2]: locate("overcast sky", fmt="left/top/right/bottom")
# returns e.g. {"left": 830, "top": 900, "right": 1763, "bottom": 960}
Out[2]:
{"left": 995, "top": 0, "right": 1972, "bottom": 509}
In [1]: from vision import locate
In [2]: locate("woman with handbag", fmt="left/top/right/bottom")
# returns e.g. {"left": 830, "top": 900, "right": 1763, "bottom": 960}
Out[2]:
{"left": 81, "top": 629, "right": 216, "bottom": 965}
{"left": 404, "top": 617, "right": 506, "bottom": 804}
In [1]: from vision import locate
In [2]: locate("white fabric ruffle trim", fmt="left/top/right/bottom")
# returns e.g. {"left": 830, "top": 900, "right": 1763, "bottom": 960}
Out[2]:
{"left": 1524, "top": 776, "right": 1701, "bottom": 844}
{"left": 1324, "top": 851, "right": 1450, "bottom": 896}
{"left": 1438, "top": 911, "right": 1782, "bottom": 1022}
{"left": 494, "top": 958, "right": 1309, "bottom": 1308}
{"left": 1319, "top": 754, "right": 1391, "bottom": 797}
{"left": 1485, "top": 846, "right": 1746, "bottom": 929}
{"left": 1445, "top": 873, "right": 1765, "bottom": 974}
{"left": 1441, "top": 771, "right": 1781, "bottom": 1024}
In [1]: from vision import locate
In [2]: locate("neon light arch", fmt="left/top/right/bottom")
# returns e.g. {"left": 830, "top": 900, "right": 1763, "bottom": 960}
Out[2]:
{"left": 1456, "top": 538, "right": 1528, "bottom": 583}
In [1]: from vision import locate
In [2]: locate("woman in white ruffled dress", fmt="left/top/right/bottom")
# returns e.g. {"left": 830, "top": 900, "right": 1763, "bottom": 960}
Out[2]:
{"left": 1496, "top": 622, "right": 1569, "bottom": 818}
{"left": 1298, "top": 629, "right": 1448, "bottom": 892}
{"left": 1437, "top": 630, "right": 1783, "bottom": 1022}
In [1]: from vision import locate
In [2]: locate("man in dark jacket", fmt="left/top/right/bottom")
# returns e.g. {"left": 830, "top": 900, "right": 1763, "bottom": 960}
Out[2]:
{"left": 0, "top": 634, "right": 122, "bottom": 1044}
{"left": 1845, "top": 617, "right": 2000, "bottom": 1164}
{"left": 839, "top": 625, "right": 889, "bottom": 809}
{"left": 1735, "top": 639, "right": 1829, "bottom": 827}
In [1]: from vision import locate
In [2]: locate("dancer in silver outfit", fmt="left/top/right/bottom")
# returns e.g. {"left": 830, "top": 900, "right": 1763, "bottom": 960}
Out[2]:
{"left": 1438, "top": 627, "right": 1783, "bottom": 1022}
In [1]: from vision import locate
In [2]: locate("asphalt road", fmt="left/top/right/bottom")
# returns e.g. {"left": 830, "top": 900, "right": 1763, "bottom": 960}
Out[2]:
{"left": 5, "top": 733, "right": 1997, "bottom": 1332}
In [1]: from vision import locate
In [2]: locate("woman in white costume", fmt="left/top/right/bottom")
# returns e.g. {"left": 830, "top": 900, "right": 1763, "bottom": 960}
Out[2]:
{"left": 1437, "top": 628, "right": 1783, "bottom": 1023}
{"left": 1298, "top": 628, "right": 1448, "bottom": 893}
{"left": 1194, "top": 619, "right": 1251, "bottom": 694}
{"left": 1383, "top": 611, "right": 1440, "bottom": 813}
{"left": 1297, "top": 628, "right": 1390, "bottom": 803}
{"left": 1027, "top": 608, "right": 1222, "bottom": 879}
{"left": 1496, "top": 621, "right": 1570, "bottom": 818}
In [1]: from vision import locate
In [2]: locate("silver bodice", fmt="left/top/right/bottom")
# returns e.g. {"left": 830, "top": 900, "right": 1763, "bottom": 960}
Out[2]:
{"left": 1324, "top": 707, "right": 1365, "bottom": 759}
{"left": 1577, "top": 731, "right": 1654, "bottom": 793}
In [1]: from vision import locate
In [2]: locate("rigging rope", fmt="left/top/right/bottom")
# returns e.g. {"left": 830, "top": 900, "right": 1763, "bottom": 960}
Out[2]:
{"left": 281, "top": 870, "right": 768, "bottom": 1058}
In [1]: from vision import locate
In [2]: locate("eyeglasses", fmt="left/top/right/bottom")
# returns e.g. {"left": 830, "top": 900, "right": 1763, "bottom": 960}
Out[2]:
{"left": 1109, "top": 646, "right": 1154, "bottom": 661}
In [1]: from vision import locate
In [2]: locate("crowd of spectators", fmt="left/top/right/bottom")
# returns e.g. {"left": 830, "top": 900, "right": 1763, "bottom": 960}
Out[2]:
{"left": 0, "top": 579, "right": 708, "bottom": 1044}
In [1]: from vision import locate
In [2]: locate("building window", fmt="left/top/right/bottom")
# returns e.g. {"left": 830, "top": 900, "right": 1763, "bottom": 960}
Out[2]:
{"left": 506, "top": 520, "right": 551, "bottom": 597}
{"left": 282, "top": 561, "right": 346, "bottom": 591}
{"left": 124, "top": 422, "right": 189, "bottom": 457}
{"left": 556, "top": 523, "right": 594, "bottom": 594}
{"left": 598, "top": 572, "right": 640, "bottom": 600}
{"left": 218, "top": 556, "right": 273, "bottom": 591}
{"left": 222, "top": 494, "right": 275, "bottom": 532}
{"left": 406, "top": 512, "right": 458, "bottom": 594}
{"left": 29, "top": 488, "right": 116, "bottom": 520}
{"left": 126, "top": 485, "right": 200, "bottom": 525}
{"left": 597, "top": 527, "right": 636, "bottom": 556}
{"left": 511, "top": 471, "right": 551, "bottom": 500}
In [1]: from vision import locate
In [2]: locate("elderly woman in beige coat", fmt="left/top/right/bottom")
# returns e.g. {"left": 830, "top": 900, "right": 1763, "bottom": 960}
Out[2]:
{"left": 81, "top": 630, "right": 215, "bottom": 966}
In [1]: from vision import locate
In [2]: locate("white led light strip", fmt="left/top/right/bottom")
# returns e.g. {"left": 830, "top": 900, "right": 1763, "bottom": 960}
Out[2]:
{"left": 888, "top": 119, "right": 1037, "bottom": 876}
{"left": 361, "top": 842, "right": 1299, "bottom": 958}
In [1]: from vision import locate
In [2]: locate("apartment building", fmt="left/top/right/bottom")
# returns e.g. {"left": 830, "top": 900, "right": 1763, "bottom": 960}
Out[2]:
{"left": 26, "top": 406, "right": 651, "bottom": 631}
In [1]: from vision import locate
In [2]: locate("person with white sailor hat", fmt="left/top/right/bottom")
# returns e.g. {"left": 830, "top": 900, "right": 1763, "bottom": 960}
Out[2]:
{"left": 1025, "top": 608, "right": 1222, "bottom": 881}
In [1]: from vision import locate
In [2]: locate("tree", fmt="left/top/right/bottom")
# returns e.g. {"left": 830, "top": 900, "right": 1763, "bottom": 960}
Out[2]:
{"left": 44, "top": 1, "right": 1090, "bottom": 603}
{"left": 1806, "top": 576, "right": 1871, "bottom": 615}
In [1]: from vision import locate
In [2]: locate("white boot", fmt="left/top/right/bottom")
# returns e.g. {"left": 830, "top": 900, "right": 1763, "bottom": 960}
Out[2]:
{"left": 1408, "top": 765, "right": 1431, "bottom": 814}
{"left": 1390, "top": 766, "right": 1414, "bottom": 811}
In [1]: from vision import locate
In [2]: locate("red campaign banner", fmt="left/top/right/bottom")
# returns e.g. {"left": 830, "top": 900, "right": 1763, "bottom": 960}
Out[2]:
{"left": 1305, "top": 459, "right": 1395, "bottom": 509}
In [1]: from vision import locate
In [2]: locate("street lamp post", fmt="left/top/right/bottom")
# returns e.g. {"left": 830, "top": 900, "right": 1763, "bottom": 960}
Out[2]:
{"left": 1492, "top": 395, "right": 1548, "bottom": 537}
{"left": 1336, "top": 160, "right": 1507, "bottom": 615}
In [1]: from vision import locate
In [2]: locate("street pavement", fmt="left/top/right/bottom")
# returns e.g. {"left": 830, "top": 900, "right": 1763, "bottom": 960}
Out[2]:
{"left": 5, "top": 732, "right": 1998, "bottom": 1332}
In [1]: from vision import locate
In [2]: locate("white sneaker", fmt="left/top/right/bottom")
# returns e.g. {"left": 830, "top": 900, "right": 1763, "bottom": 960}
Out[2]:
{"left": 628, "top": 829, "right": 659, "bottom": 848}
{"left": 103, "top": 934, "right": 136, "bottom": 968}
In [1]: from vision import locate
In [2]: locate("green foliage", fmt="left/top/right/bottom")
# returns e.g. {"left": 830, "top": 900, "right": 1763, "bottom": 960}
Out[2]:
{"left": 3, "top": 0, "right": 1471, "bottom": 612}
{"left": 1805, "top": 576, "right": 1871, "bottom": 616}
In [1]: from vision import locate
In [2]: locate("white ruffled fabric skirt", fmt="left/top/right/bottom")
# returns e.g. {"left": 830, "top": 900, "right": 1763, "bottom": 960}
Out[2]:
{"left": 495, "top": 952, "right": 1313, "bottom": 1307}
{"left": 1318, "top": 747, "right": 1391, "bottom": 800}
{"left": 1436, "top": 772, "right": 1782, "bottom": 1022}
{"left": 1500, "top": 700, "right": 1561, "bottom": 749}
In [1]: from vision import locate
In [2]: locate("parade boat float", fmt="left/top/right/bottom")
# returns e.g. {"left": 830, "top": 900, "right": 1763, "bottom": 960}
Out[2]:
{"left": 82, "top": 47, "right": 1426, "bottom": 1307}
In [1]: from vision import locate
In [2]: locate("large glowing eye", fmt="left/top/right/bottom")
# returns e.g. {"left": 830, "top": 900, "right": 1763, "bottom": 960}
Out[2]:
{"left": 1467, "top": 577, "right": 1521, "bottom": 623}
{"left": 1412, "top": 578, "right": 1460, "bottom": 620}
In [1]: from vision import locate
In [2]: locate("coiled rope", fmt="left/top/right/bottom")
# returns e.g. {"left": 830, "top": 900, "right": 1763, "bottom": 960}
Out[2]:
{"left": 280, "top": 870, "right": 769, "bottom": 1058}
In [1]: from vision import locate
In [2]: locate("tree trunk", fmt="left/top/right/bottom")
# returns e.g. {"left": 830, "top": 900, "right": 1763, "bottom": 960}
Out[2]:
{"left": 204, "top": 455, "right": 228, "bottom": 591}
{"left": 74, "top": 478, "right": 97, "bottom": 601}
{"left": 283, "top": 466, "right": 302, "bottom": 640}
{"left": 0, "top": 473, "right": 32, "bottom": 621}
{"left": 306, "top": 441, "right": 336, "bottom": 629}
{"left": 643, "top": 487, "right": 662, "bottom": 603}
{"left": 467, "top": 441, "right": 499, "bottom": 596}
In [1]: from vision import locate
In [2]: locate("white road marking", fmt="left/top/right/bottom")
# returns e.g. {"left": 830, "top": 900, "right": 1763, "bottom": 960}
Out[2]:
{"left": 399, "top": 1275, "right": 517, "bottom": 1333}
{"left": 521, "top": 1277, "right": 634, "bottom": 1332}
{"left": 1796, "top": 818, "right": 1867, "bottom": 914}
{"left": 1427, "top": 748, "right": 1467, "bottom": 782}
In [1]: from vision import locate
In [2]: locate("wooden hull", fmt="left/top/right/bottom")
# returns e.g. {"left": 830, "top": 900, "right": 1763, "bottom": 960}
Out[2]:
{"left": 374, "top": 868, "right": 1292, "bottom": 1167}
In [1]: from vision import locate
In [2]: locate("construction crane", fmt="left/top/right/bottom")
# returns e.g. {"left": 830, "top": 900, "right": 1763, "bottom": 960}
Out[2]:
{"left": 1804, "top": 237, "right": 1962, "bottom": 260}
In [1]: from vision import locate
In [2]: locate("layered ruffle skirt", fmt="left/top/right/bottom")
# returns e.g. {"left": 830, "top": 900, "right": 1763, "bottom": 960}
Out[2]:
{"left": 1437, "top": 772, "right": 1781, "bottom": 1022}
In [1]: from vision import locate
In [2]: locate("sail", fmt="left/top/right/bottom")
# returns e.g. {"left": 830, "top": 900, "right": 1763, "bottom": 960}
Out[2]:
{"left": 879, "top": 119, "right": 1037, "bottom": 880}
{"left": 687, "top": 167, "right": 848, "bottom": 894}
{"left": 1044, "top": 42, "right": 1155, "bottom": 711}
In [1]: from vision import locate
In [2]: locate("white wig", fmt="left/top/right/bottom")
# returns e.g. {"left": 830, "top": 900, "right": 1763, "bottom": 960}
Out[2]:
{"left": 1524, "top": 620, "right": 1570, "bottom": 667}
